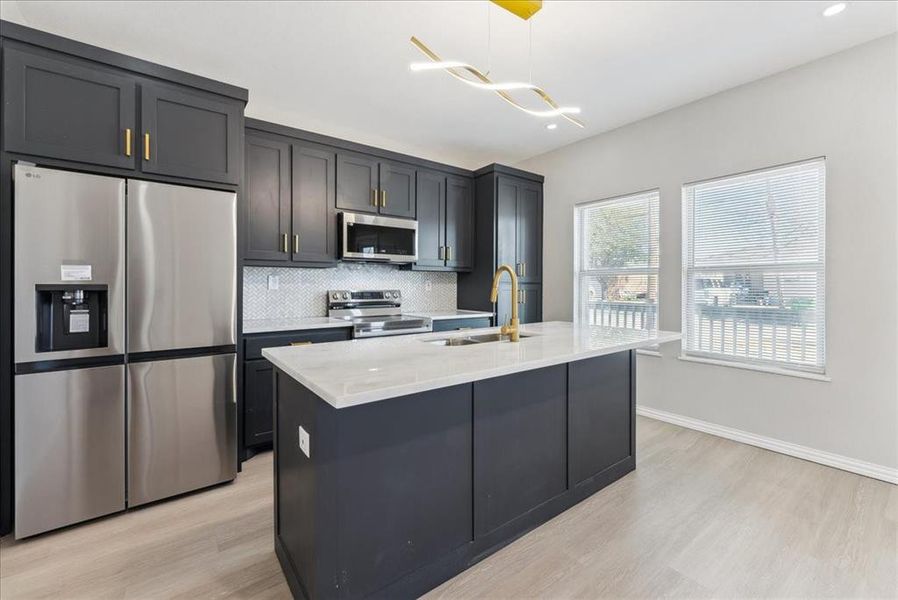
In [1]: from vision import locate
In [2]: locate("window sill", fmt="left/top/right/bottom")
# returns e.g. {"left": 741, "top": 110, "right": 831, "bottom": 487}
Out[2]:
{"left": 636, "top": 348, "right": 662, "bottom": 358}
{"left": 677, "top": 354, "right": 830, "bottom": 382}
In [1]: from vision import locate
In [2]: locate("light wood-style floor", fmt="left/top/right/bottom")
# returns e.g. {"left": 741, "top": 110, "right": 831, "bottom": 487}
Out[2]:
{"left": 2, "top": 417, "right": 895, "bottom": 599}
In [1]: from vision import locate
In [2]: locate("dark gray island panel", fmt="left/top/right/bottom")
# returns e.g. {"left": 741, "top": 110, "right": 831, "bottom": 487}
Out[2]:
{"left": 473, "top": 365, "right": 567, "bottom": 538}
{"left": 569, "top": 351, "right": 634, "bottom": 485}
{"left": 272, "top": 349, "right": 638, "bottom": 600}
{"left": 334, "top": 385, "right": 472, "bottom": 597}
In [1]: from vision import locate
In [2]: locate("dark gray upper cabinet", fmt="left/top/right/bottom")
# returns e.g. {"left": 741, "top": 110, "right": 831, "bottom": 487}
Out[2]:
{"left": 140, "top": 82, "right": 242, "bottom": 184}
{"left": 516, "top": 182, "right": 543, "bottom": 282}
{"left": 415, "top": 170, "right": 446, "bottom": 268}
{"left": 244, "top": 135, "right": 291, "bottom": 262}
{"left": 414, "top": 171, "right": 473, "bottom": 271}
{"left": 337, "top": 152, "right": 417, "bottom": 218}
{"left": 292, "top": 143, "right": 337, "bottom": 264}
{"left": 2, "top": 45, "right": 137, "bottom": 169}
{"left": 457, "top": 165, "right": 544, "bottom": 321}
{"left": 496, "top": 175, "right": 542, "bottom": 282}
{"left": 445, "top": 175, "right": 473, "bottom": 270}
{"left": 336, "top": 152, "right": 379, "bottom": 212}
{"left": 496, "top": 178, "right": 518, "bottom": 269}
{"left": 379, "top": 161, "right": 415, "bottom": 218}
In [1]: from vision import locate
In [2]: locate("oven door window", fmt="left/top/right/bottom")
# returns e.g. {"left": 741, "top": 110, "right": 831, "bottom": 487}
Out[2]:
{"left": 345, "top": 222, "right": 414, "bottom": 257}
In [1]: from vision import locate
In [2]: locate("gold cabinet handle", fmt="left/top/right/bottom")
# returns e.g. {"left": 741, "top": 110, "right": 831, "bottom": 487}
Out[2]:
{"left": 438, "top": 246, "right": 444, "bottom": 260}
{"left": 521, "top": 262, "right": 526, "bottom": 278}
{"left": 281, "top": 233, "right": 288, "bottom": 253}
{"left": 371, "top": 189, "right": 378, "bottom": 207}
{"left": 293, "top": 234, "right": 300, "bottom": 253}
{"left": 523, "top": 289, "right": 527, "bottom": 304}
{"left": 381, "top": 189, "right": 387, "bottom": 208}
{"left": 124, "top": 128, "right": 132, "bottom": 157}
{"left": 143, "top": 132, "right": 151, "bottom": 161}
{"left": 290, "top": 341, "right": 312, "bottom": 346}
{"left": 446, "top": 246, "right": 452, "bottom": 261}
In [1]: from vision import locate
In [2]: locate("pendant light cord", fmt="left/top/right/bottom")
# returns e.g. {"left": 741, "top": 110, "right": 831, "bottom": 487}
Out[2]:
{"left": 528, "top": 20, "right": 532, "bottom": 83}
{"left": 486, "top": 2, "right": 491, "bottom": 76}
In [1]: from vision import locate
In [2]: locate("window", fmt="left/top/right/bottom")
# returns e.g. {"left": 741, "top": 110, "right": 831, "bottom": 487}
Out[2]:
{"left": 575, "top": 190, "right": 660, "bottom": 329}
{"left": 682, "top": 159, "right": 825, "bottom": 373}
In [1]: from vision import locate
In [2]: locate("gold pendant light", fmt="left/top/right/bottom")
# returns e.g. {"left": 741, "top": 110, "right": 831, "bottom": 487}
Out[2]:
{"left": 409, "top": 2, "right": 582, "bottom": 128}
{"left": 409, "top": 36, "right": 584, "bottom": 128}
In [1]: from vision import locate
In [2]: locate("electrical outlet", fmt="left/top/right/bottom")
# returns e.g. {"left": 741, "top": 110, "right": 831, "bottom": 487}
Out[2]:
{"left": 298, "top": 425, "right": 310, "bottom": 458}
{"left": 268, "top": 275, "right": 279, "bottom": 290}
{"left": 424, "top": 280, "right": 433, "bottom": 292}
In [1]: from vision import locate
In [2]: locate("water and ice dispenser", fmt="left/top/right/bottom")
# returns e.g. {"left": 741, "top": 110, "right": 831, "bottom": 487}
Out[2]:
{"left": 35, "top": 284, "right": 108, "bottom": 352}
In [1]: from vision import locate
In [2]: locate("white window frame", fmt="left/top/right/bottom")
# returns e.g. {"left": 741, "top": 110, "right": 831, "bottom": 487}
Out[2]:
{"left": 573, "top": 189, "right": 661, "bottom": 330}
{"left": 681, "top": 158, "right": 826, "bottom": 375}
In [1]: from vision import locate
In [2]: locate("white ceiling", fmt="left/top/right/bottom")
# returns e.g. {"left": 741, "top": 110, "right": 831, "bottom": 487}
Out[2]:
{"left": 2, "top": 1, "right": 895, "bottom": 169}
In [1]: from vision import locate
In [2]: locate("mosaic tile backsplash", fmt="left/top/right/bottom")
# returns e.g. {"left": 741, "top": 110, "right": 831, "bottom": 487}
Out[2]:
{"left": 243, "top": 263, "right": 457, "bottom": 320}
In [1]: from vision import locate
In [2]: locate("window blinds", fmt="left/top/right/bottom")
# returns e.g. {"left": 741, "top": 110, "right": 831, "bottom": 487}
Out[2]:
{"left": 682, "top": 159, "right": 826, "bottom": 372}
{"left": 576, "top": 190, "right": 660, "bottom": 330}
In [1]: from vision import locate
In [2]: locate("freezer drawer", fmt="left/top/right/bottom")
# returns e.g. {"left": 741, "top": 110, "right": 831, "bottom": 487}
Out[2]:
{"left": 127, "top": 180, "right": 236, "bottom": 353}
{"left": 14, "top": 365, "right": 126, "bottom": 538}
{"left": 128, "top": 354, "right": 237, "bottom": 506}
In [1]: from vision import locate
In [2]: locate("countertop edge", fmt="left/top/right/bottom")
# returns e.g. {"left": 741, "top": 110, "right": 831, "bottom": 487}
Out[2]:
{"left": 263, "top": 329, "right": 681, "bottom": 410}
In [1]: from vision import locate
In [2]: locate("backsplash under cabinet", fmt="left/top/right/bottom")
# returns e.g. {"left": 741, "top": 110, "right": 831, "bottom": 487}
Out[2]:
{"left": 242, "top": 263, "right": 457, "bottom": 320}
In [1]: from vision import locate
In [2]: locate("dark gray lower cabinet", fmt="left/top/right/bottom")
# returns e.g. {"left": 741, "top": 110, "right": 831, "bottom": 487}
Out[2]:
{"left": 496, "top": 282, "right": 542, "bottom": 326}
{"left": 140, "top": 81, "right": 242, "bottom": 184}
{"left": 519, "top": 283, "right": 542, "bottom": 324}
{"left": 242, "top": 328, "right": 351, "bottom": 451}
{"left": 473, "top": 365, "right": 567, "bottom": 537}
{"left": 431, "top": 317, "right": 491, "bottom": 332}
{"left": 273, "top": 351, "right": 636, "bottom": 600}
{"left": 244, "top": 359, "right": 274, "bottom": 446}
{"left": 3, "top": 45, "right": 137, "bottom": 170}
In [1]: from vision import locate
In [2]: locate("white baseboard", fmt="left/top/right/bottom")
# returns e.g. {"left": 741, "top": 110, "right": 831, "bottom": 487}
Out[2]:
{"left": 636, "top": 405, "right": 898, "bottom": 485}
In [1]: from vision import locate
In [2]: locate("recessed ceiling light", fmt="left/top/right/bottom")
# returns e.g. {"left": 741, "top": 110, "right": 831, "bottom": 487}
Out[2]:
{"left": 546, "top": 123, "right": 558, "bottom": 130}
{"left": 823, "top": 3, "right": 846, "bottom": 17}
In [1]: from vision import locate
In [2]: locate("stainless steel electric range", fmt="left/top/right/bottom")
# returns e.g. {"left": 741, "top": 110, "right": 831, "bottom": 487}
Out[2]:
{"left": 327, "top": 289, "right": 432, "bottom": 338}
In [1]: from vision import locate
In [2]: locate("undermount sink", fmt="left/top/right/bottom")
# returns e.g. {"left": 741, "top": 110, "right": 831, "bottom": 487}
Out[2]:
{"left": 424, "top": 332, "right": 534, "bottom": 346}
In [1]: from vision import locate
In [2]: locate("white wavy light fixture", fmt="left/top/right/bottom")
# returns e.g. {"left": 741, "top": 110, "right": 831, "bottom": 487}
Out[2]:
{"left": 409, "top": 36, "right": 584, "bottom": 127}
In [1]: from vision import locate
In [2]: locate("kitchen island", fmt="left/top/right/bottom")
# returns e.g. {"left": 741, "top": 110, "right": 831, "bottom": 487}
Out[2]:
{"left": 263, "top": 321, "right": 680, "bottom": 600}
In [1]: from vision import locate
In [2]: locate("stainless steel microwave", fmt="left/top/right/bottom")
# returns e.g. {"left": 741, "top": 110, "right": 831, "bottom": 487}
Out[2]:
{"left": 340, "top": 212, "right": 417, "bottom": 264}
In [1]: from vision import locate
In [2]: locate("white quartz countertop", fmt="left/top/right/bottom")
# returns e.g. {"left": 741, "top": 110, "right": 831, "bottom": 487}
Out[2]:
{"left": 404, "top": 310, "right": 494, "bottom": 321}
{"left": 244, "top": 310, "right": 492, "bottom": 334}
{"left": 263, "top": 321, "right": 681, "bottom": 409}
{"left": 243, "top": 317, "right": 352, "bottom": 334}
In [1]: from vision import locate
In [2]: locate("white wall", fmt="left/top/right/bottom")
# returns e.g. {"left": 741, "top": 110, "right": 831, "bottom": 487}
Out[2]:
{"left": 517, "top": 35, "right": 898, "bottom": 473}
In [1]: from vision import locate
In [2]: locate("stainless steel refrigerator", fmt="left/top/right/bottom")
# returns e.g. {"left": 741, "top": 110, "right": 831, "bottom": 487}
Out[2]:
{"left": 13, "top": 165, "right": 237, "bottom": 538}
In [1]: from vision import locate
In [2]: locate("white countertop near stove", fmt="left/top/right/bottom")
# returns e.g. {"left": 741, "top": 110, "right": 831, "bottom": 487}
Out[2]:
{"left": 243, "top": 317, "right": 352, "bottom": 334}
{"left": 263, "top": 321, "right": 681, "bottom": 409}
{"left": 404, "top": 310, "right": 494, "bottom": 321}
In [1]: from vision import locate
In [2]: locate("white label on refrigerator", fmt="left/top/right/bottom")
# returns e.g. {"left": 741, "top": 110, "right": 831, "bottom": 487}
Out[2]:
{"left": 60, "top": 264, "right": 92, "bottom": 281}
{"left": 69, "top": 311, "right": 90, "bottom": 333}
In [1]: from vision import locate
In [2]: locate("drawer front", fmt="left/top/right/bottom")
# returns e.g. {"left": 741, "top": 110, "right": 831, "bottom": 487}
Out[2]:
{"left": 432, "top": 317, "right": 492, "bottom": 332}
{"left": 244, "top": 328, "right": 351, "bottom": 359}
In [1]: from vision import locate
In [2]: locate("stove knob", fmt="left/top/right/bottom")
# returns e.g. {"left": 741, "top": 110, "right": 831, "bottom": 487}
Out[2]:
{"left": 332, "top": 293, "right": 339, "bottom": 300}
{"left": 342, "top": 292, "right": 349, "bottom": 299}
